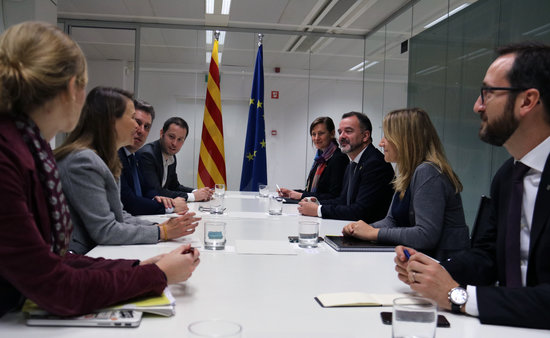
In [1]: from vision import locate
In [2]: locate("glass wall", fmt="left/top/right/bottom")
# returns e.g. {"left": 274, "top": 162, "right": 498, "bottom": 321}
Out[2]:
{"left": 407, "top": 0, "right": 550, "bottom": 226}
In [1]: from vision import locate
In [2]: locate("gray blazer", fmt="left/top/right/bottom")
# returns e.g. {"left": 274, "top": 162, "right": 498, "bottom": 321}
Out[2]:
{"left": 373, "top": 162, "right": 469, "bottom": 261}
{"left": 57, "top": 149, "right": 158, "bottom": 254}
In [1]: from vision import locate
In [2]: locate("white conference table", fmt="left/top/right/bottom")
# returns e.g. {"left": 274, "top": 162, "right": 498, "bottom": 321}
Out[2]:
{"left": 1, "top": 191, "right": 548, "bottom": 337}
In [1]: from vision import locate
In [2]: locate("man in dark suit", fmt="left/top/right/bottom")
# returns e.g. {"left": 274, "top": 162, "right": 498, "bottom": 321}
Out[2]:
{"left": 137, "top": 117, "right": 212, "bottom": 202}
{"left": 298, "top": 112, "right": 394, "bottom": 222}
{"left": 394, "top": 42, "right": 550, "bottom": 329}
{"left": 118, "top": 99, "right": 188, "bottom": 215}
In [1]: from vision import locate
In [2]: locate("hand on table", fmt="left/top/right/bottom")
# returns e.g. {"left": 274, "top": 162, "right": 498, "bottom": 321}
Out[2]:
{"left": 155, "top": 244, "right": 200, "bottom": 284}
{"left": 342, "top": 220, "right": 379, "bottom": 241}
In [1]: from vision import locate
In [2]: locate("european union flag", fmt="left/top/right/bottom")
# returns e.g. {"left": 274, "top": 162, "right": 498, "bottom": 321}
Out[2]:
{"left": 240, "top": 43, "right": 267, "bottom": 191}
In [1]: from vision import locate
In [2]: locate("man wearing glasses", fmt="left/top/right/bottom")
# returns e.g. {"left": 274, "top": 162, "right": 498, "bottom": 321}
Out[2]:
{"left": 394, "top": 42, "right": 550, "bottom": 329}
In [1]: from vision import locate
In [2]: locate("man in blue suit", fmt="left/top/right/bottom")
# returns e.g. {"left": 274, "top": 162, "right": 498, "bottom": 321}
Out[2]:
{"left": 298, "top": 112, "right": 394, "bottom": 222}
{"left": 394, "top": 43, "right": 550, "bottom": 329}
{"left": 118, "top": 99, "right": 187, "bottom": 215}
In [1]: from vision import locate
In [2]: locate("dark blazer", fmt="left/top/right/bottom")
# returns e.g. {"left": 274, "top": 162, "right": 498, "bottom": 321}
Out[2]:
{"left": 320, "top": 143, "right": 394, "bottom": 222}
{"left": 118, "top": 148, "right": 165, "bottom": 215}
{"left": 136, "top": 140, "right": 193, "bottom": 199}
{"left": 442, "top": 154, "right": 550, "bottom": 329}
{"left": 301, "top": 147, "right": 349, "bottom": 201}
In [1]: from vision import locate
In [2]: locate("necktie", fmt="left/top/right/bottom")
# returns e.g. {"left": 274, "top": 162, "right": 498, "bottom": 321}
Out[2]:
{"left": 505, "top": 161, "right": 530, "bottom": 288}
{"left": 346, "top": 162, "right": 358, "bottom": 205}
{"left": 128, "top": 154, "right": 143, "bottom": 197}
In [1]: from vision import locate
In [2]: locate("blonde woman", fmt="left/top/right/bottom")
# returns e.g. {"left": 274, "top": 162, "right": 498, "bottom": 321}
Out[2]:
{"left": 343, "top": 108, "right": 469, "bottom": 260}
{"left": 0, "top": 22, "right": 198, "bottom": 318}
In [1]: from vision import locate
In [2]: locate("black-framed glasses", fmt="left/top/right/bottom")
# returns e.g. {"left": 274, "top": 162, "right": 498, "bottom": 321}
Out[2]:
{"left": 480, "top": 86, "right": 527, "bottom": 104}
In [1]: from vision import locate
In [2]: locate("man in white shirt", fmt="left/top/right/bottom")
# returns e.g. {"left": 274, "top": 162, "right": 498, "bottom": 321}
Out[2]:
{"left": 394, "top": 42, "right": 550, "bottom": 329}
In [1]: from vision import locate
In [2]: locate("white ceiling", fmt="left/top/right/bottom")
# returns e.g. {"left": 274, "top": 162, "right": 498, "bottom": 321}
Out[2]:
{"left": 56, "top": 0, "right": 472, "bottom": 75}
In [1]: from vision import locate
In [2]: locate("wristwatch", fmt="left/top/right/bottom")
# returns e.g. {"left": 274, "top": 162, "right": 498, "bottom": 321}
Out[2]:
{"left": 448, "top": 286, "right": 468, "bottom": 313}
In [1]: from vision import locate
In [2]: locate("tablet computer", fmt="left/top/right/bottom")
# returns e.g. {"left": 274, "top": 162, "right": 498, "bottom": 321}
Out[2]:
{"left": 324, "top": 235, "right": 395, "bottom": 252}
{"left": 26, "top": 310, "right": 143, "bottom": 328}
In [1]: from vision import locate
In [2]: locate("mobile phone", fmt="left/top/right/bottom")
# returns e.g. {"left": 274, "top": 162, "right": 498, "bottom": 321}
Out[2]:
{"left": 380, "top": 311, "right": 450, "bottom": 328}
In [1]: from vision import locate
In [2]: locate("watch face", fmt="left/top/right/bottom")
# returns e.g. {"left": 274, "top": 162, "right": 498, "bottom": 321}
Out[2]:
{"left": 451, "top": 288, "right": 468, "bottom": 305}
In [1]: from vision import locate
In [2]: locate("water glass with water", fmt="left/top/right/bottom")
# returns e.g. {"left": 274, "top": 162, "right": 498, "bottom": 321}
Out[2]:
{"left": 258, "top": 184, "right": 269, "bottom": 197}
{"left": 392, "top": 296, "right": 437, "bottom": 338}
{"left": 268, "top": 195, "right": 283, "bottom": 215}
{"left": 204, "top": 222, "right": 226, "bottom": 250}
{"left": 188, "top": 319, "right": 242, "bottom": 337}
{"left": 298, "top": 221, "right": 319, "bottom": 248}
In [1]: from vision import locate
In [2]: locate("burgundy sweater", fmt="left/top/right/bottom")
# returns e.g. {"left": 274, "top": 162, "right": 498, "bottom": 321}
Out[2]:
{"left": 0, "top": 117, "right": 167, "bottom": 317}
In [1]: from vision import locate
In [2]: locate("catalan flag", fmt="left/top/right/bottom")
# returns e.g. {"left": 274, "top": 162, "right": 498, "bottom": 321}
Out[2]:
{"left": 198, "top": 35, "right": 226, "bottom": 188}
{"left": 240, "top": 38, "right": 267, "bottom": 191}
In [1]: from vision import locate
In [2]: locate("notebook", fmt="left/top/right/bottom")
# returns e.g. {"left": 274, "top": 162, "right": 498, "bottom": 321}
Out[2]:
{"left": 315, "top": 292, "right": 406, "bottom": 307}
{"left": 26, "top": 310, "right": 143, "bottom": 327}
{"left": 324, "top": 235, "right": 395, "bottom": 252}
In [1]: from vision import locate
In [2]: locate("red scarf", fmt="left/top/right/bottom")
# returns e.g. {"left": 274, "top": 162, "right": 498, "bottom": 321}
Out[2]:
{"left": 15, "top": 116, "right": 72, "bottom": 255}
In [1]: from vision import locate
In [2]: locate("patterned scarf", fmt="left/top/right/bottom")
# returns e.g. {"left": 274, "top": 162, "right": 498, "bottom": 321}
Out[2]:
{"left": 306, "top": 141, "right": 337, "bottom": 192}
{"left": 14, "top": 116, "right": 72, "bottom": 256}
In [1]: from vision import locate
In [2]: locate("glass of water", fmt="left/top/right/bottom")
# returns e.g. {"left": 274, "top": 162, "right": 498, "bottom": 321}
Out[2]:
{"left": 204, "top": 222, "right": 226, "bottom": 250}
{"left": 188, "top": 319, "right": 242, "bottom": 337}
{"left": 392, "top": 296, "right": 437, "bottom": 338}
{"left": 215, "top": 183, "right": 225, "bottom": 197}
{"left": 258, "top": 184, "right": 269, "bottom": 197}
{"left": 268, "top": 195, "right": 283, "bottom": 215}
{"left": 298, "top": 221, "right": 319, "bottom": 248}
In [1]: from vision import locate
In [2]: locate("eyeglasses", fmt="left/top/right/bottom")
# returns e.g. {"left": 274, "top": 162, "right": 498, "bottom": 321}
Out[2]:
{"left": 479, "top": 86, "right": 527, "bottom": 104}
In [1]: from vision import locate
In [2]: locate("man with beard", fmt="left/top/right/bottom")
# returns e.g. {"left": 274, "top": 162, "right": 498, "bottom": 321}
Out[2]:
{"left": 298, "top": 112, "right": 394, "bottom": 221}
{"left": 393, "top": 42, "right": 550, "bottom": 329}
{"left": 118, "top": 99, "right": 188, "bottom": 215}
{"left": 138, "top": 117, "right": 212, "bottom": 202}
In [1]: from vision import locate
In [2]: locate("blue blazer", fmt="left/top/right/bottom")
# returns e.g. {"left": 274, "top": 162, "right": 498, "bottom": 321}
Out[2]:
{"left": 443, "top": 153, "right": 550, "bottom": 329}
{"left": 118, "top": 148, "right": 165, "bottom": 215}
{"left": 136, "top": 140, "right": 193, "bottom": 199}
{"left": 320, "top": 143, "right": 394, "bottom": 222}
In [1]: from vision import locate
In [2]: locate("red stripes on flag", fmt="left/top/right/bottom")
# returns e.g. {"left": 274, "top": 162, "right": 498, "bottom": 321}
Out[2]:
{"left": 198, "top": 38, "right": 226, "bottom": 188}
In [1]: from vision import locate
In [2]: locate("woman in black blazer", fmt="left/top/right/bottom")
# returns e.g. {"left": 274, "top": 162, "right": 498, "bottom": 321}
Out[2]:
{"left": 279, "top": 117, "right": 349, "bottom": 201}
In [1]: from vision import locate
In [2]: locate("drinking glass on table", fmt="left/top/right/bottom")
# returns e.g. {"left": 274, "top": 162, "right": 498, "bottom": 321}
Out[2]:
{"left": 188, "top": 319, "right": 242, "bottom": 337}
{"left": 298, "top": 221, "right": 319, "bottom": 248}
{"left": 204, "top": 222, "right": 226, "bottom": 250}
{"left": 392, "top": 296, "right": 437, "bottom": 338}
{"left": 258, "top": 184, "right": 269, "bottom": 198}
{"left": 214, "top": 184, "right": 225, "bottom": 197}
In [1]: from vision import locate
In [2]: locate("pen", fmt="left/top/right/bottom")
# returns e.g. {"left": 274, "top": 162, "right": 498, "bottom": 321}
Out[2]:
{"left": 182, "top": 247, "right": 195, "bottom": 254}
{"left": 403, "top": 248, "right": 411, "bottom": 260}
{"left": 276, "top": 184, "right": 281, "bottom": 193}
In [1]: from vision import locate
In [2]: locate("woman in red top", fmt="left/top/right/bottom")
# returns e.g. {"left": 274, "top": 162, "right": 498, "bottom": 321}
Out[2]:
{"left": 0, "top": 21, "right": 200, "bottom": 317}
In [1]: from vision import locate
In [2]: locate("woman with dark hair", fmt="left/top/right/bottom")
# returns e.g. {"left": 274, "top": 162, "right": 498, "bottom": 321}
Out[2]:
{"left": 279, "top": 116, "right": 348, "bottom": 201}
{"left": 343, "top": 108, "right": 469, "bottom": 260}
{"left": 0, "top": 21, "right": 199, "bottom": 318}
{"left": 55, "top": 86, "right": 200, "bottom": 255}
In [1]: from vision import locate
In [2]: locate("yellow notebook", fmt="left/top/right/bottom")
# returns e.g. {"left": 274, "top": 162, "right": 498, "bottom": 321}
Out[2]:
{"left": 23, "top": 288, "right": 176, "bottom": 317}
{"left": 315, "top": 292, "right": 407, "bottom": 307}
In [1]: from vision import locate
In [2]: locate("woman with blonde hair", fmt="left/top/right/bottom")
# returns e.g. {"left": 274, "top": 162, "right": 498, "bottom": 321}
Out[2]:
{"left": 0, "top": 21, "right": 199, "bottom": 318}
{"left": 343, "top": 108, "right": 469, "bottom": 260}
